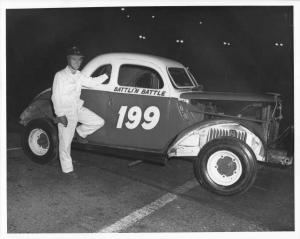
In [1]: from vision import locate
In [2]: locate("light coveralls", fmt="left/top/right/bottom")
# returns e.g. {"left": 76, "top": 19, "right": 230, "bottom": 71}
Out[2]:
{"left": 51, "top": 66, "right": 108, "bottom": 173}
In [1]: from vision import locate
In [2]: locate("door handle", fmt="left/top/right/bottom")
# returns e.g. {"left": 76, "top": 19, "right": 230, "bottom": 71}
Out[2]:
{"left": 108, "top": 96, "right": 113, "bottom": 108}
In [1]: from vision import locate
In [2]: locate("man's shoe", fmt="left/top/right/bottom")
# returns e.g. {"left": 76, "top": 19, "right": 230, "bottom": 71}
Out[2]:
{"left": 75, "top": 131, "right": 88, "bottom": 144}
{"left": 65, "top": 171, "right": 78, "bottom": 179}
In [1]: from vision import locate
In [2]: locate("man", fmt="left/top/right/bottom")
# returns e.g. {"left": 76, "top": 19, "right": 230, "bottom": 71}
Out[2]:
{"left": 51, "top": 46, "right": 108, "bottom": 176}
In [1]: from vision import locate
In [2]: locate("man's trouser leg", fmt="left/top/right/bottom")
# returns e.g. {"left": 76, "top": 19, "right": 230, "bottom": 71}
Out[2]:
{"left": 76, "top": 106, "right": 104, "bottom": 138}
{"left": 58, "top": 113, "right": 77, "bottom": 173}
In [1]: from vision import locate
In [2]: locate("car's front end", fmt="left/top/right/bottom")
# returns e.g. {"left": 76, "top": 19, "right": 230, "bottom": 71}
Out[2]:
{"left": 168, "top": 89, "right": 292, "bottom": 165}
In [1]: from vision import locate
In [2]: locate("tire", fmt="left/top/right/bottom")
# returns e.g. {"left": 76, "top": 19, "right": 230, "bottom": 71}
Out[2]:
{"left": 22, "top": 118, "right": 58, "bottom": 164}
{"left": 193, "top": 137, "right": 257, "bottom": 196}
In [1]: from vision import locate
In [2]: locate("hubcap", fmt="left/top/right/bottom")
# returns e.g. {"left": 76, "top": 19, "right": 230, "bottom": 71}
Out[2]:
{"left": 207, "top": 150, "right": 242, "bottom": 186}
{"left": 28, "top": 128, "right": 50, "bottom": 156}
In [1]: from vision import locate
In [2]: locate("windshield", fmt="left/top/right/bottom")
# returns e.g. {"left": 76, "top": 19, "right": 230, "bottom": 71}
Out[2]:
{"left": 168, "top": 67, "right": 195, "bottom": 88}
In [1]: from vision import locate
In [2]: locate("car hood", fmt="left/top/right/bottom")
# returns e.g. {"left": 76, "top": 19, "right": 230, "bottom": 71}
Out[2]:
{"left": 180, "top": 91, "right": 278, "bottom": 103}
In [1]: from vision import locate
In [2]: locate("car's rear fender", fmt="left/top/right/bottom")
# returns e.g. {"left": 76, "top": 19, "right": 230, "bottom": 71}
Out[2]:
{"left": 19, "top": 89, "right": 56, "bottom": 126}
{"left": 167, "top": 119, "right": 267, "bottom": 163}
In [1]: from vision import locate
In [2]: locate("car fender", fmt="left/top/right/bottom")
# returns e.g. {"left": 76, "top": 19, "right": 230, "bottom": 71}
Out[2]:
{"left": 19, "top": 89, "right": 56, "bottom": 126}
{"left": 167, "top": 119, "right": 267, "bottom": 162}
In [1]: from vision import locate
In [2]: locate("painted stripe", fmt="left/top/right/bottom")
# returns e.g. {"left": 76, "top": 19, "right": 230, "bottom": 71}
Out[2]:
{"left": 7, "top": 147, "right": 22, "bottom": 151}
{"left": 98, "top": 178, "right": 198, "bottom": 233}
{"left": 83, "top": 86, "right": 170, "bottom": 98}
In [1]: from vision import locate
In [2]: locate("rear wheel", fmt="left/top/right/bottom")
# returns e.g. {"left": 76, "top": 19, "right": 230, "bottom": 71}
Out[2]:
{"left": 22, "top": 118, "right": 58, "bottom": 164}
{"left": 193, "top": 137, "right": 257, "bottom": 195}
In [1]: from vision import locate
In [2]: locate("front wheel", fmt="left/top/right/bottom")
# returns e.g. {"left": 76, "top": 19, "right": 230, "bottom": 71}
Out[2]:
{"left": 22, "top": 118, "right": 58, "bottom": 164}
{"left": 193, "top": 137, "right": 257, "bottom": 196}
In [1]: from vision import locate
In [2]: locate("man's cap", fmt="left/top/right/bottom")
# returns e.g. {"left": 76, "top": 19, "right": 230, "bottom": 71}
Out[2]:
{"left": 66, "top": 46, "right": 84, "bottom": 57}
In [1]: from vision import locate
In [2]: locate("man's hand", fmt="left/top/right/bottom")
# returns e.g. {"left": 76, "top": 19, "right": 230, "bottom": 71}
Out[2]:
{"left": 56, "top": 115, "right": 68, "bottom": 127}
{"left": 95, "top": 73, "right": 109, "bottom": 83}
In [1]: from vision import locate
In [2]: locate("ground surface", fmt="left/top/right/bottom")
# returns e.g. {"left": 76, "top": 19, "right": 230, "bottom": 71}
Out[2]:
{"left": 6, "top": 121, "right": 294, "bottom": 233}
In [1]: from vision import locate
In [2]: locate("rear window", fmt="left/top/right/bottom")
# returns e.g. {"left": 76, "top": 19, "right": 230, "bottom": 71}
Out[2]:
{"left": 168, "top": 67, "right": 194, "bottom": 88}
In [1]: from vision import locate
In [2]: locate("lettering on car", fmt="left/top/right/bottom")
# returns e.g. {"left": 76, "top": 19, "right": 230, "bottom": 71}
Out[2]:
{"left": 114, "top": 86, "right": 166, "bottom": 97}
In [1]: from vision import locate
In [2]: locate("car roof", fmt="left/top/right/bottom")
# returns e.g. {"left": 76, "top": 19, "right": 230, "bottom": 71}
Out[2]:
{"left": 90, "top": 52, "right": 185, "bottom": 68}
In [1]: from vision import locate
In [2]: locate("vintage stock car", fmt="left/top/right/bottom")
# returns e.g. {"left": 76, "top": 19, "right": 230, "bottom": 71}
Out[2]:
{"left": 20, "top": 53, "right": 292, "bottom": 195}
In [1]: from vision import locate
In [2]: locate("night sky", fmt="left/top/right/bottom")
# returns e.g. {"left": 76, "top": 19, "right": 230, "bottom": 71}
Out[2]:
{"left": 6, "top": 6, "right": 293, "bottom": 130}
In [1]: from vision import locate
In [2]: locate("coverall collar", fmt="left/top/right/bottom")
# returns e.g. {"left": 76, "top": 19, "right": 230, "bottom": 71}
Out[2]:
{"left": 66, "top": 65, "right": 80, "bottom": 75}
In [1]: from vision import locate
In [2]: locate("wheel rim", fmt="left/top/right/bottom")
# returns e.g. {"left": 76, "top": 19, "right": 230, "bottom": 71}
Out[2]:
{"left": 207, "top": 150, "right": 243, "bottom": 186}
{"left": 28, "top": 128, "right": 50, "bottom": 156}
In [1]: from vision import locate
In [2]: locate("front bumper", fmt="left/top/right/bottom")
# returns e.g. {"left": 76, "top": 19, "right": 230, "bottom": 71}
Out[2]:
{"left": 267, "top": 149, "right": 293, "bottom": 165}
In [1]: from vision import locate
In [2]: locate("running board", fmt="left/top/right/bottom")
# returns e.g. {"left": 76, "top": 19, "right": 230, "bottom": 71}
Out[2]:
{"left": 71, "top": 142, "right": 168, "bottom": 165}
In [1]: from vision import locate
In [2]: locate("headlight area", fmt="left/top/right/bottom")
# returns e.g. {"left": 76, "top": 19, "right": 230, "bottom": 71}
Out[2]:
{"left": 168, "top": 123, "right": 266, "bottom": 162}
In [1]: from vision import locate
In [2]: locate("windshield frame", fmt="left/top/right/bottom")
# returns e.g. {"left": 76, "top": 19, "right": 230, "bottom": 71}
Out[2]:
{"left": 167, "top": 67, "right": 196, "bottom": 89}
{"left": 186, "top": 68, "right": 199, "bottom": 87}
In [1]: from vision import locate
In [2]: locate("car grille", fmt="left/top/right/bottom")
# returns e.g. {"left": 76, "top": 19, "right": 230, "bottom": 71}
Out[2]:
{"left": 207, "top": 128, "right": 247, "bottom": 142}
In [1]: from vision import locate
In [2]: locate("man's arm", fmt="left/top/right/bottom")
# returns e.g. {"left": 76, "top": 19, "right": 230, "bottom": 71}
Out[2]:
{"left": 51, "top": 73, "right": 68, "bottom": 127}
{"left": 51, "top": 73, "right": 65, "bottom": 117}
{"left": 80, "top": 73, "right": 109, "bottom": 88}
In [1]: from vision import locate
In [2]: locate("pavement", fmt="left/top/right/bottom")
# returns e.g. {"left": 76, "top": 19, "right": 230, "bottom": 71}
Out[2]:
{"left": 6, "top": 121, "right": 295, "bottom": 234}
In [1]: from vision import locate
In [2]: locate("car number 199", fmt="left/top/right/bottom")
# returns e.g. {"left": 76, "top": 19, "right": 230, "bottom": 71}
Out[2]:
{"left": 116, "top": 106, "right": 160, "bottom": 130}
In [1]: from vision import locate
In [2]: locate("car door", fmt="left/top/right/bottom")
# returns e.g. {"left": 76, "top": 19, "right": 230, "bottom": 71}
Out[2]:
{"left": 104, "top": 62, "right": 171, "bottom": 151}
{"left": 80, "top": 64, "right": 113, "bottom": 143}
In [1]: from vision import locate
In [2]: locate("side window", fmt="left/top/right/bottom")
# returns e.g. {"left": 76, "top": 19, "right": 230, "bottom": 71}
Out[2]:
{"left": 118, "top": 64, "right": 164, "bottom": 89}
{"left": 91, "top": 64, "right": 112, "bottom": 84}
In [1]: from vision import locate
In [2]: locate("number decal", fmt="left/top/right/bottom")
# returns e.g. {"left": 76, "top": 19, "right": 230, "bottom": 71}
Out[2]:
{"left": 116, "top": 106, "right": 160, "bottom": 130}
{"left": 142, "top": 106, "right": 160, "bottom": 130}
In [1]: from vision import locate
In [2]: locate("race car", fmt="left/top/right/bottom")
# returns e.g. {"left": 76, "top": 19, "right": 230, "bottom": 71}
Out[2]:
{"left": 19, "top": 52, "right": 292, "bottom": 195}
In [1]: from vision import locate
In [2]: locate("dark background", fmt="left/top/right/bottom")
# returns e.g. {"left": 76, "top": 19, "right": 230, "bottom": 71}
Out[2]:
{"left": 6, "top": 6, "right": 293, "bottom": 136}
